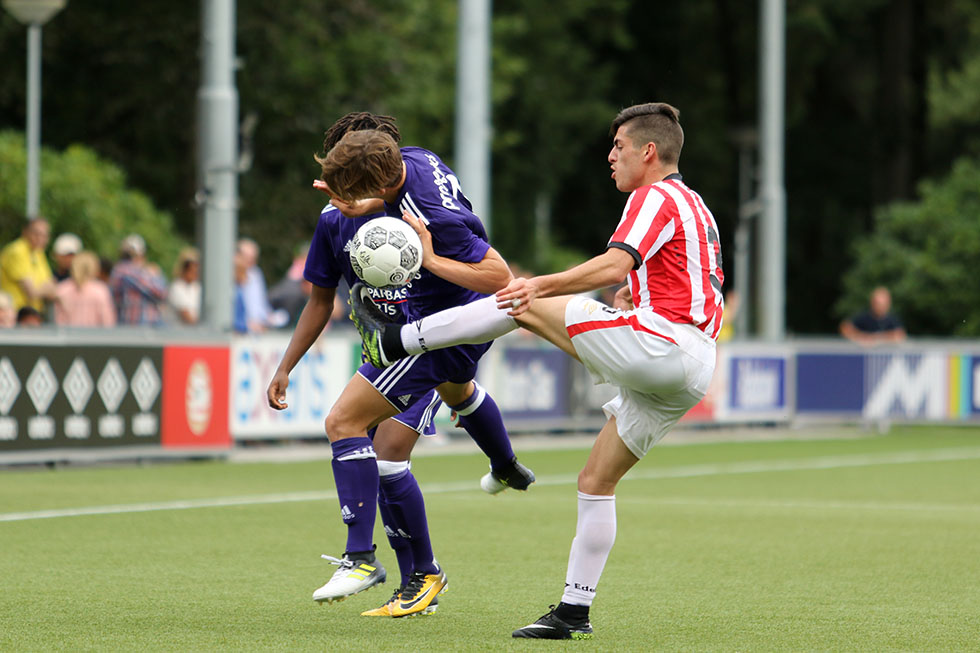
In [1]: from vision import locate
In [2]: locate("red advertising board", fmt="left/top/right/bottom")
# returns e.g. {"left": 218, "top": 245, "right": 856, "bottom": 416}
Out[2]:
{"left": 161, "top": 346, "right": 231, "bottom": 449}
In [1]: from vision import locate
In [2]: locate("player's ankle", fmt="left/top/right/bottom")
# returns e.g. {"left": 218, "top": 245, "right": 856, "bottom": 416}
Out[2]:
{"left": 382, "top": 327, "right": 408, "bottom": 360}
{"left": 555, "top": 602, "right": 590, "bottom": 624}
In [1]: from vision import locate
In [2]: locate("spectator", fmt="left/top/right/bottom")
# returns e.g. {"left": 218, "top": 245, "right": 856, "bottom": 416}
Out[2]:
{"left": 169, "top": 247, "right": 202, "bottom": 325}
{"left": 98, "top": 256, "right": 114, "bottom": 284}
{"left": 0, "top": 217, "right": 57, "bottom": 315}
{"left": 233, "top": 247, "right": 250, "bottom": 334}
{"left": 0, "top": 291, "right": 15, "bottom": 327}
{"left": 51, "top": 232, "right": 82, "bottom": 282}
{"left": 16, "top": 306, "right": 43, "bottom": 327}
{"left": 840, "top": 286, "right": 906, "bottom": 345}
{"left": 268, "top": 241, "right": 312, "bottom": 326}
{"left": 236, "top": 237, "right": 287, "bottom": 331}
{"left": 110, "top": 234, "right": 168, "bottom": 326}
{"left": 53, "top": 250, "right": 116, "bottom": 327}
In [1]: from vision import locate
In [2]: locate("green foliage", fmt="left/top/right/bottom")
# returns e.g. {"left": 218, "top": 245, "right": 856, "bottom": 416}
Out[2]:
{"left": 0, "top": 131, "right": 187, "bottom": 273}
{"left": 3, "top": 0, "right": 980, "bottom": 333}
{"left": 837, "top": 156, "right": 980, "bottom": 336}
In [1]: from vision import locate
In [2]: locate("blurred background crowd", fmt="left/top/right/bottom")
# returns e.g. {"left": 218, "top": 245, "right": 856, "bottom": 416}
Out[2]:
{"left": 0, "top": 215, "right": 347, "bottom": 333}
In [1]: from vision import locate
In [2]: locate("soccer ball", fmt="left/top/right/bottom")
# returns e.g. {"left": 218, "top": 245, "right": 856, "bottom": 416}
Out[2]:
{"left": 349, "top": 217, "right": 423, "bottom": 288}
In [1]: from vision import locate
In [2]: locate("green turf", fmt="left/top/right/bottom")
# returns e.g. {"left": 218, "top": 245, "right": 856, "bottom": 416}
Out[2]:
{"left": 2, "top": 426, "right": 979, "bottom": 651}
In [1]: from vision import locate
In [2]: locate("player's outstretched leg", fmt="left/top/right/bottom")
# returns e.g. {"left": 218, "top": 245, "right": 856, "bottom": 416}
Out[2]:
{"left": 348, "top": 282, "right": 395, "bottom": 368}
{"left": 350, "top": 290, "right": 520, "bottom": 367}
{"left": 512, "top": 603, "right": 594, "bottom": 640}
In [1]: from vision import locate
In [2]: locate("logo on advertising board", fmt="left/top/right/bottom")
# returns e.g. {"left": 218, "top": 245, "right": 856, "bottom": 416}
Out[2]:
{"left": 26, "top": 357, "right": 57, "bottom": 440}
{"left": 494, "top": 348, "right": 568, "bottom": 419}
{"left": 863, "top": 353, "right": 945, "bottom": 419}
{"left": 185, "top": 360, "right": 213, "bottom": 436}
{"left": 729, "top": 357, "right": 786, "bottom": 412}
{"left": 161, "top": 346, "right": 230, "bottom": 449}
{"left": 63, "top": 358, "right": 94, "bottom": 439}
{"left": 0, "top": 357, "right": 20, "bottom": 441}
{"left": 0, "top": 345, "right": 163, "bottom": 453}
{"left": 131, "top": 357, "right": 161, "bottom": 437}
{"left": 97, "top": 358, "right": 128, "bottom": 438}
{"left": 972, "top": 358, "right": 980, "bottom": 415}
{"left": 229, "top": 335, "right": 350, "bottom": 439}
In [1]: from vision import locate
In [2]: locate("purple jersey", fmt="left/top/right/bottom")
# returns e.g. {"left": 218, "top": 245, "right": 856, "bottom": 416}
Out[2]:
{"left": 303, "top": 202, "right": 445, "bottom": 427}
{"left": 304, "top": 204, "right": 411, "bottom": 321}
{"left": 386, "top": 147, "right": 490, "bottom": 320}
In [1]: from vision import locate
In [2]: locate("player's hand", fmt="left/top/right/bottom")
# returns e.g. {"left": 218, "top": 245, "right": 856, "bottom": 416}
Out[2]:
{"left": 612, "top": 284, "right": 633, "bottom": 310}
{"left": 496, "top": 277, "right": 536, "bottom": 316}
{"left": 401, "top": 211, "right": 434, "bottom": 264}
{"left": 313, "top": 180, "right": 379, "bottom": 217}
{"left": 267, "top": 371, "right": 289, "bottom": 410}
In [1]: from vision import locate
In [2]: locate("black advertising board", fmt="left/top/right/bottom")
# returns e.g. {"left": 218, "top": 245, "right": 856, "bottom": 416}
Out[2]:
{"left": 0, "top": 345, "right": 163, "bottom": 451}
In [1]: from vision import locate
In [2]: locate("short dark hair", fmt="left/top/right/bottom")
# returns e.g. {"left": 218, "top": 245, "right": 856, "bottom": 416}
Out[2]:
{"left": 16, "top": 305, "right": 42, "bottom": 324}
{"left": 610, "top": 103, "right": 684, "bottom": 165}
{"left": 323, "top": 112, "right": 401, "bottom": 152}
{"left": 318, "top": 130, "right": 403, "bottom": 202}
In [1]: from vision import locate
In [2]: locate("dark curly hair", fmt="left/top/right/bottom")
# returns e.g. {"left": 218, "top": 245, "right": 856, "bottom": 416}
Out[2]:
{"left": 322, "top": 112, "right": 401, "bottom": 152}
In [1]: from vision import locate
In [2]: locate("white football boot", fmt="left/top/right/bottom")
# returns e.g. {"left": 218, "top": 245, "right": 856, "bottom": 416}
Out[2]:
{"left": 312, "top": 554, "right": 386, "bottom": 604}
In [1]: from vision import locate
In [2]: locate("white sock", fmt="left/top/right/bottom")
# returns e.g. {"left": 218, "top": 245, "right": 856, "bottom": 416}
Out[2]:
{"left": 561, "top": 491, "right": 616, "bottom": 607}
{"left": 401, "top": 295, "right": 518, "bottom": 356}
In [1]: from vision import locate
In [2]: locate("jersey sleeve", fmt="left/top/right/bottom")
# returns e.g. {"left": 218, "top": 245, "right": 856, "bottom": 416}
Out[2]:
{"left": 426, "top": 211, "right": 491, "bottom": 264}
{"left": 607, "top": 185, "right": 676, "bottom": 268}
{"left": 303, "top": 208, "right": 343, "bottom": 288}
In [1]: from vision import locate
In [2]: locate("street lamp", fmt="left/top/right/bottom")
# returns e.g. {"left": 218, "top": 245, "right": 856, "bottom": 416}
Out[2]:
{"left": 2, "top": 0, "right": 68, "bottom": 219}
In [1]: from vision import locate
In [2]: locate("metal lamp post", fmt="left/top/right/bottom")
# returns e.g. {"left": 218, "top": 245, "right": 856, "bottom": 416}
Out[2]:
{"left": 2, "top": 0, "right": 67, "bottom": 219}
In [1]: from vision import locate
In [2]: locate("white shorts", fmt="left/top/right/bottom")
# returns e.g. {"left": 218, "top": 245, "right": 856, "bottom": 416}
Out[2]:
{"left": 564, "top": 296, "right": 716, "bottom": 458}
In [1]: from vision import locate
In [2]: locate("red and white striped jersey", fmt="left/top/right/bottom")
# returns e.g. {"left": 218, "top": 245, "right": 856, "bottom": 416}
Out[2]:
{"left": 607, "top": 175, "right": 725, "bottom": 339}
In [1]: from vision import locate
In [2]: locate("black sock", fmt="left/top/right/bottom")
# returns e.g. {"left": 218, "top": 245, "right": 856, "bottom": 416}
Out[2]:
{"left": 346, "top": 547, "right": 376, "bottom": 563}
{"left": 555, "top": 602, "right": 590, "bottom": 623}
{"left": 381, "top": 326, "right": 408, "bottom": 360}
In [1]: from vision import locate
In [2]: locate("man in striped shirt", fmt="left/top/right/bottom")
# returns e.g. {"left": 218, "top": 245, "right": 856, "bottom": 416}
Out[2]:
{"left": 350, "top": 102, "right": 724, "bottom": 640}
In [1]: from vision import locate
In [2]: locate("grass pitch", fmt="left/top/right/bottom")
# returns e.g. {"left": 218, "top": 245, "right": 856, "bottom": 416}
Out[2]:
{"left": 2, "top": 426, "right": 980, "bottom": 651}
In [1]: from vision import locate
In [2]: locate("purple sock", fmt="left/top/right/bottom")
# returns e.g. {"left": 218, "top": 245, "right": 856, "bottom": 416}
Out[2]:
{"left": 451, "top": 383, "right": 515, "bottom": 470}
{"left": 379, "top": 468, "right": 438, "bottom": 575}
{"left": 378, "top": 493, "right": 414, "bottom": 586}
{"left": 330, "top": 437, "right": 378, "bottom": 555}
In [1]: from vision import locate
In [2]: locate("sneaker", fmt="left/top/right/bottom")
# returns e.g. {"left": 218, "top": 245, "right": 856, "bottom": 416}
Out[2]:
{"left": 389, "top": 568, "right": 448, "bottom": 618}
{"left": 512, "top": 605, "right": 594, "bottom": 640}
{"left": 480, "top": 457, "right": 536, "bottom": 494}
{"left": 312, "top": 554, "right": 386, "bottom": 604}
{"left": 361, "top": 587, "right": 400, "bottom": 617}
{"left": 348, "top": 282, "right": 394, "bottom": 369}
{"left": 362, "top": 587, "right": 440, "bottom": 617}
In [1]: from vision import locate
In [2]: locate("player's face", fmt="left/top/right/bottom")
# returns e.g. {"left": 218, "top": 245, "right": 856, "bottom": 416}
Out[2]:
{"left": 608, "top": 126, "right": 645, "bottom": 192}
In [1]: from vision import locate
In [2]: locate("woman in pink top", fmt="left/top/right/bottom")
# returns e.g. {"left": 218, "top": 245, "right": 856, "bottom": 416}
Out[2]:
{"left": 54, "top": 250, "right": 117, "bottom": 326}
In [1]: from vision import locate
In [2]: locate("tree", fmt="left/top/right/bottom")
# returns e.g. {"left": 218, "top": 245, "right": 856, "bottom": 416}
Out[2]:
{"left": 837, "top": 156, "right": 980, "bottom": 336}
{"left": 0, "top": 131, "right": 187, "bottom": 273}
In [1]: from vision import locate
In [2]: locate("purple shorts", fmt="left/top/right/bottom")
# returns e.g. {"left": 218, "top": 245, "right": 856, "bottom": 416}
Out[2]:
{"left": 358, "top": 342, "right": 492, "bottom": 415}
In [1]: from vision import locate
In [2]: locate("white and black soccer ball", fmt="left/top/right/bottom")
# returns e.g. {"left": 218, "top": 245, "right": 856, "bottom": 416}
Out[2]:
{"left": 349, "top": 216, "right": 423, "bottom": 288}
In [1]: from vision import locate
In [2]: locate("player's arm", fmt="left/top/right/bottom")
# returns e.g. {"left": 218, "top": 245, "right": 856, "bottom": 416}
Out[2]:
{"left": 401, "top": 212, "right": 513, "bottom": 293}
{"left": 496, "top": 248, "right": 635, "bottom": 314}
{"left": 267, "top": 284, "right": 335, "bottom": 410}
{"left": 423, "top": 245, "right": 513, "bottom": 294}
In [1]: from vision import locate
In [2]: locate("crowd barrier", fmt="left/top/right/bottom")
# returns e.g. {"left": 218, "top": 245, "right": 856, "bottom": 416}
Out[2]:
{"left": 2, "top": 327, "right": 978, "bottom": 463}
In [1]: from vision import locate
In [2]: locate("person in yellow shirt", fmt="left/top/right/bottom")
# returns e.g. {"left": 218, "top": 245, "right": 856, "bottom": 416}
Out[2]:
{"left": 0, "top": 218, "right": 57, "bottom": 313}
